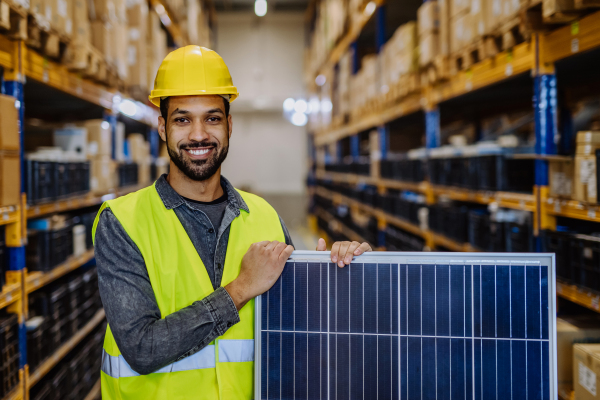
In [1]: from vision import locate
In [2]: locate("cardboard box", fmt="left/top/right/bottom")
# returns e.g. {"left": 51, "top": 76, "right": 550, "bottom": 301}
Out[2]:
{"left": 82, "top": 119, "right": 111, "bottom": 157}
{"left": 471, "top": 0, "right": 490, "bottom": 37}
{"left": 558, "top": 317, "right": 600, "bottom": 395}
{"left": 450, "top": 12, "right": 471, "bottom": 53}
{"left": 419, "top": 32, "right": 440, "bottom": 66}
{"left": 91, "top": 155, "right": 115, "bottom": 193}
{"left": 549, "top": 158, "right": 574, "bottom": 198}
{"left": 439, "top": 0, "right": 451, "bottom": 55}
{"left": 577, "top": 143, "right": 600, "bottom": 156}
{"left": 71, "top": 0, "right": 90, "bottom": 46}
{"left": 418, "top": 1, "right": 439, "bottom": 36}
{"left": 577, "top": 131, "right": 600, "bottom": 145}
{"left": 0, "top": 95, "right": 20, "bottom": 151}
{"left": 91, "top": 0, "right": 116, "bottom": 22}
{"left": 543, "top": 0, "right": 576, "bottom": 19}
{"left": 0, "top": 153, "right": 20, "bottom": 207}
{"left": 451, "top": 0, "right": 469, "bottom": 17}
{"left": 127, "top": 133, "right": 147, "bottom": 162}
{"left": 138, "top": 160, "right": 151, "bottom": 185}
{"left": 574, "top": 343, "right": 600, "bottom": 400}
{"left": 91, "top": 20, "right": 111, "bottom": 63}
{"left": 127, "top": 1, "right": 148, "bottom": 89}
{"left": 574, "top": 155, "right": 597, "bottom": 203}
{"left": 48, "top": 0, "right": 72, "bottom": 36}
{"left": 53, "top": 127, "right": 87, "bottom": 157}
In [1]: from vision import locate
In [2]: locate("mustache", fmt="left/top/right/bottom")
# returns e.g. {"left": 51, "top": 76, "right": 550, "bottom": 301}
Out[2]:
{"left": 180, "top": 141, "right": 218, "bottom": 150}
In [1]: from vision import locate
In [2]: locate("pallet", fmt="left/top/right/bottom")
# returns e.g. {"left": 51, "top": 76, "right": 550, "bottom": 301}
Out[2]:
{"left": 420, "top": 55, "right": 450, "bottom": 86}
{"left": 0, "top": 0, "right": 27, "bottom": 40}
{"left": 540, "top": 0, "right": 600, "bottom": 23}
{"left": 450, "top": 39, "right": 486, "bottom": 74}
{"left": 27, "top": 13, "right": 70, "bottom": 61}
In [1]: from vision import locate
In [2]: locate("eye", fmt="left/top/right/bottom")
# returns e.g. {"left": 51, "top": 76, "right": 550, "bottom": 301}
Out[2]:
{"left": 207, "top": 117, "right": 221, "bottom": 122}
{"left": 174, "top": 117, "right": 188, "bottom": 123}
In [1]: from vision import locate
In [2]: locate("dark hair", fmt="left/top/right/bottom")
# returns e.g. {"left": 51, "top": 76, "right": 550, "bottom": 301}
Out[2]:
{"left": 160, "top": 96, "right": 230, "bottom": 121}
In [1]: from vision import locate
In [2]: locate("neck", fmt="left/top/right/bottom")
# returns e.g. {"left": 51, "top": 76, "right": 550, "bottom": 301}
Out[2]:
{"left": 166, "top": 161, "right": 224, "bottom": 202}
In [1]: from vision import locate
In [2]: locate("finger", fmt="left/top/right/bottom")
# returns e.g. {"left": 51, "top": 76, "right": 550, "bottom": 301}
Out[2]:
{"left": 255, "top": 241, "right": 270, "bottom": 248}
{"left": 344, "top": 241, "right": 362, "bottom": 264}
{"left": 273, "top": 241, "right": 288, "bottom": 256}
{"left": 353, "top": 242, "right": 372, "bottom": 256}
{"left": 279, "top": 245, "right": 294, "bottom": 262}
{"left": 337, "top": 241, "right": 351, "bottom": 267}
{"left": 264, "top": 240, "right": 280, "bottom": 251}
{"left": 316, "top": 238, "right": 327, "bottom": 251}
{"left": 330, "top": 241, "right": 341, "bottom": 263}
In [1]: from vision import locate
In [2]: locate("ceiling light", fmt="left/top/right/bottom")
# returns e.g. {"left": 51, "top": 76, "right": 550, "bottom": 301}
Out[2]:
{"left": 315, "top": 75, "right": 326, "bottom": 86}
{"left": 255, "top": 0, "right": 267, "bottom": 17}
{"left": 294, "top": 99, "right": 308, "bottom": 114}
{"left": 291, "top": 112, "right": 308, "bottom": 127}
{"left": 364, "top": 1, "right": 376, "bottom": 16}
{"left": 283, "top": 98, "right": 295, "bottom": 112}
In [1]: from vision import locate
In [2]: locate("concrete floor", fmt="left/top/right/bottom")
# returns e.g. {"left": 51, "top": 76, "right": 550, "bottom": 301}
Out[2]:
{"left": 262, "top": 193, "right": 319, "bottom": 251}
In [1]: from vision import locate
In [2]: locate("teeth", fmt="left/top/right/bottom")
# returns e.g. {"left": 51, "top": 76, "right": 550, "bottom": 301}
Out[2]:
{"left": 188, "top": 149, "right": 210, "bottom": 155}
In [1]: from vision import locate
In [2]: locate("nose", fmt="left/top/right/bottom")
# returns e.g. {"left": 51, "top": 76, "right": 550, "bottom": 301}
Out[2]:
{"left": 188, "top": 120, "right": 211, "bottom": 142}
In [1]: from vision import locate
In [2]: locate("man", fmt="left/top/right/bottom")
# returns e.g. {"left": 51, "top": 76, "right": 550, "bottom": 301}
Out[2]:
{"left": 93, "top": 45, "right": 372, "bottom": 399}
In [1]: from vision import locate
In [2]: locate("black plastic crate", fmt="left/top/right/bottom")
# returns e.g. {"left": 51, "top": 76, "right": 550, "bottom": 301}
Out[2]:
{"left": 505, "top": 220, "right": 534, "bottom": 252}
{"left": 0, "top": 314, "right": 19, "bottom": 398}
{"left": 544, "top": 230, "right": 573, "bottom": 282}
{"left": 468, "top": 210, "right": 490, "bottom": 251}
{"left": 571, "top": 235, "right": 600, "bottom": 291}
{"left": 55, "top": 162, "right": 70, "bottom": 199}
{"left": 26, "top": 160, "right": 56, "bottom": 205}
{"left": 26, "top": 230, "right": 51, "bottom": 272}
{"left": 0, "top": 227, "right": 6, "bottom": 289}
{"left": 118, "top": 163, "right": 139, "bottom": 187}
{"left": 49, "top": 226, "right": 73, "bottom": 269}
{"left": 477, "top": 155, "right": 535, "bottom": 193}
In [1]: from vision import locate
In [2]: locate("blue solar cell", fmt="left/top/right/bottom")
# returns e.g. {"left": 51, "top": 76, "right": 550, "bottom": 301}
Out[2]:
{"left": 482, "top": 339, "right": 496, "bottom": 400}
{"left": 399, "top": 264, "right": 407, "bottom": 336}
{"left": 496, "top": 266, "right": 511, "bottom": 338}
{"left": 474, "top": 339, "right": 482, "bottom": 400}
{"left": 280, "top": 333, "right": 294, "bottom": 399}
{"left": 378, "top": 264, "right": 392, "bottom": 334}
{"left": 378, "top": 335, "right": 392, "bottom": 400}
{"left": 436, "top": 265, "right": 450, "bottom": 336}
{"left": 306, "top": 263, "right": 321, "bottom": 332}
{"left": 407, "top": 264, "right": 421, "bottom": 335}
{"left": 281, "top": 264, "right": 294, "bottom": 331}
{"left": 512, "top": 340, "right": 527, "bottom": 399}
{"left": 407, "top": 337, "right": 421, "bottom": 400}
{"left": 511, "top": 265, "right": 526, "bottom": 339}
{"left": 451, "top": 339, "right": 465, "bottom": 400}
{"left": 541, "top": 266, "right": 549, "bottom": 340}
{"left": 350, "top": 263, "right": 364, "bottom": 333}
{"left": 473, "top": 266, "right": 482, "bottom": 337}
{"left": 450, "top": 265, "right": 465, "bottom": 337}
{"left": 422, "top": 337, "right": 436, "bottom": 400}
{"left": 364, "top": 263, "right": 378, "bottom": 333}
{"left": 400, "top": 336, "right": 408, "bottom": 400}
{"left": 306, "top": 333, "right": 321, "bottom": 399}
{"left": 364, "top": 335, "right": 378, "bottom": 400}
{"left": 294, "top": 263, "right": 308, "bottom": 331}
{"left": 336, "top": 334, "right": 350, "bottom": 399}
{"left": 465, "top": 267, "right": 472, "bottom": 337}
{"left": 350, "top": 334, "right": 364, "bottom": 398}
{"left": 526, "top": 265, "right": 542, "bottom": 339}
{"left": 257, "top": 254, "right": 555, "bottom": 400}
{"left": 422, "top": 264, "right": 436, "bottom": 336}
{"left": 527, "top": 341, "right": 543, "bottom": 400}
{"left": 497, "top": 340, "right": 511, "bottom": 400}
{"left": 267, "top": 332, "right": 280, "bottom": 399}
{"left": 336, "top": 264, "right": 350, "bottom": 333}
{"left": 437, "top": 338, "right": 450, "bottom": 400}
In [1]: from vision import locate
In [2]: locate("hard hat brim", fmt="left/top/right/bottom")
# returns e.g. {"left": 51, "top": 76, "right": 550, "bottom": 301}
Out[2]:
{"left": 149, "top": 90, "right": 239, "bottom": 107}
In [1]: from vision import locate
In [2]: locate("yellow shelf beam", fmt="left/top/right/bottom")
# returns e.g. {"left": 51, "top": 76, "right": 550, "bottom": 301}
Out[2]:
{"left": 28, "top": 309, "right": 106, "bottom": 388}
{"left": 316, "top": 170, "right": 426, "bottom": 193}
{"left": 557, "top": 280, "right": 600, "bottom": 313}
{"left": 27, "top": 184, "right": 146, "bottom": 218}
{"left": 0, "top": 207, "right": 20, "bottom": 226}
{"left": 314, "top": 93, "right": 422, "bottom": 146}
{"left": 0, "top": 34, "right": 16, "bottom": 71}
{"left": 313, "top": 206, "right": 369, "bottom": 245}
{"left": 0, "top": 282, "right": 21, "bottom": 310}
{"left": 84, "top": 379, "right": 101, "bottom": 400}
{"left": 149, "top": 0, "right": 187, "bottom": 46}
{"left": 25, "top": 248, "right": 95, "bottom": 294}
{"left": 2, "top": 384, "right": 23, "bottom": 400}
{"left": 542, "top": 10, "right": 600, "bottom": 64}
{"left": 544, "top": 197, "right": 600, "bottom": 223}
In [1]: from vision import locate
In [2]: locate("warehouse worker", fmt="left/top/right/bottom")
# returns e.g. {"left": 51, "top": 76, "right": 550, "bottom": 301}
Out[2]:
{"left": 93, "top": 45, "right": 372, "bottom": 400}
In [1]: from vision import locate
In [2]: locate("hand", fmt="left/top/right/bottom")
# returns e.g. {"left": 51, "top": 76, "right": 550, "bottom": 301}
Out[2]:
{"left": 316, "top": 238, "right": 372, "bottom": 268}
{"left": 225, "top": 241, "right": 294, "bottom": 310}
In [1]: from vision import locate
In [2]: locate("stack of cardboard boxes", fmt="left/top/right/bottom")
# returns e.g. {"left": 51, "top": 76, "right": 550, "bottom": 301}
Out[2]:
{"left": 85, "top": 119, "right": 115, "bottom": 194}
{"left": 147, "top": 11, "right": 168, "bottom": 94}
{"left": 418, "top": 1, "right": 439, "bottom": 67}
{"left": 0, "top": 95, "right": 21, "bottom": 208}
{"left": 90, "top": 0, "right": 128, "bottom": 79}
{"left": 127, "top": 133, "right": 151, "bottom": 186}
{"left": 574, "top": 131, "right": 600, "bottom": 204}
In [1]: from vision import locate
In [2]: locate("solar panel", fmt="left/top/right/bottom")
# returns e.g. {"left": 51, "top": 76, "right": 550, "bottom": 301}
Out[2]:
{"left": 254, "top": 251, "right": 556, "bottom": 400}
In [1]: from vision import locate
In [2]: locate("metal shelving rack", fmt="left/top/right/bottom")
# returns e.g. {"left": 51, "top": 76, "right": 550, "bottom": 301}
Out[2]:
{"left": 0, "top": 20, "right": 162, "bottom": 398}
{"left": 307, "top": 4, "right": 600, "bottom": 315}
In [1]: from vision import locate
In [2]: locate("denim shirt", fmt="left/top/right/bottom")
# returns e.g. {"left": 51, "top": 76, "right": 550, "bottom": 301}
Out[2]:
{"left": 94, "top": 174, "right": 292, "bottom": 375}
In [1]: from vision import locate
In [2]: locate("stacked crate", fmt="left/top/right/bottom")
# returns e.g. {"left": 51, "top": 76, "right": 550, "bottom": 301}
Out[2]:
{"left": 574, "top": 131, "right": 600, "bottom": 203}
{"left": 146, "top": 10, "right": 167, "bottom": 95}
{"left": 418, "top": 1, "right": 440, "bottom": 67}
{"left": 127, "top": 0, "right": 149, "bottom": 97}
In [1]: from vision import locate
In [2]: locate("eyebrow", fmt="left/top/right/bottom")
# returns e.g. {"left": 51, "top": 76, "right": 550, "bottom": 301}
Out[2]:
{"left": 170, "top": 107, "right": 224, "bottom": 117}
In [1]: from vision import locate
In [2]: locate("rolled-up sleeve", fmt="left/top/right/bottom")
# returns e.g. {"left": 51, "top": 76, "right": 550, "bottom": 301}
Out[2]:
{"left": 95, "top": 208, "right": 240, "bottom": 375}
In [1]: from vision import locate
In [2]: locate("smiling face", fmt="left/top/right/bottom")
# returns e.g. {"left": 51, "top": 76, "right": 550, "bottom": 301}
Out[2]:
{"left": 158, "top": 95, "right": 233, "bottom": 181}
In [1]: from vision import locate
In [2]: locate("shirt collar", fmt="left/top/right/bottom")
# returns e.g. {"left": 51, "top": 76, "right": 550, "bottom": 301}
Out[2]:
{"left": 155, "top": 174, "right": 249, "bottom": 213}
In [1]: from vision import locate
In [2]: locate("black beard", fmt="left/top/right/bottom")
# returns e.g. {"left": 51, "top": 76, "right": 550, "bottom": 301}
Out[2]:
{"left": 167, "top": 140, "right": 229, "bottom": 181}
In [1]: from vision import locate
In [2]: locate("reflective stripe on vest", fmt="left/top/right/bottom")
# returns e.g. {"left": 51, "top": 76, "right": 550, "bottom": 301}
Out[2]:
{"left": 101, "top": 339, "right": 254, "bottom": 379}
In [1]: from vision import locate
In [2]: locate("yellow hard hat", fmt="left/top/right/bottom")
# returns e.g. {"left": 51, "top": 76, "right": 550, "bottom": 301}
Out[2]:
{"left": 148, "top": 46, "right": 239, "bottom": 107}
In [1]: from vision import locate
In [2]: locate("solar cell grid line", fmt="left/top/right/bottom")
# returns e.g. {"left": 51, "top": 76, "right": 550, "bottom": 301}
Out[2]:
{"left": 255, "top": 252, "right": 557, "bottom": 400}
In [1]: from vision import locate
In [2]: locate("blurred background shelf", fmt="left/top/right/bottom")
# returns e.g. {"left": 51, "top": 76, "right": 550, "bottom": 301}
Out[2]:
{"left": 25, "top": 248, "right": 95, "bottom": 294}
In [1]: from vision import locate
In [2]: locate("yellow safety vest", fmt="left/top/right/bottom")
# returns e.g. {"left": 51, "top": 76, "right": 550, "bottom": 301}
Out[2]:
{"left": 92, "top": 183, "right": 285, "bottom": 400}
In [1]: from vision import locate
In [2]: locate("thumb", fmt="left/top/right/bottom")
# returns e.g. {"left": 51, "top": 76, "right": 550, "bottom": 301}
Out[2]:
{"left": 316, "top": 238, "right": 327, "bottom": 251}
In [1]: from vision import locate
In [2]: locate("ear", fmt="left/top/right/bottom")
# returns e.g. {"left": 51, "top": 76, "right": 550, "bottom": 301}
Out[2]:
{"left": 158, "top": 116, "right": 167, "bottom": 142}
{"left": 227, "top": 114, "right": 233, "bottom": 139}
